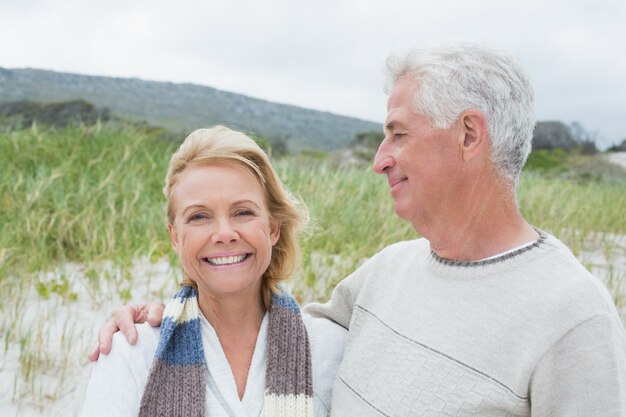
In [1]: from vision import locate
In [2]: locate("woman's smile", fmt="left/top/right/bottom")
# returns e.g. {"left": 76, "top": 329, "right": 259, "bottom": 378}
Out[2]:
{"left": 203, "top": 253, "right": 250, "bottom": 267}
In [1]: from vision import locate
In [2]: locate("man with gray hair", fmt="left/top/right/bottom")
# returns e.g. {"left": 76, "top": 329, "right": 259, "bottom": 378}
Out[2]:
{"left": 304, "top": 44, "right": 626, "bottom": 416}
{"left": 92, "top": 44, "right": 626, "bottom": 416}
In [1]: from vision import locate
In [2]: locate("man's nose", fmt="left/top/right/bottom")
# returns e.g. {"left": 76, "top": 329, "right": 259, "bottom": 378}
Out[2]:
{"left": 373, "top": 136, "right": 394, "bottom": 174}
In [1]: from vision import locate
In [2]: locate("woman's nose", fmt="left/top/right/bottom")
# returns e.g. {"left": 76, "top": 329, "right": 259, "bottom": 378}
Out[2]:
{"left": 212, "top": 219, "right": 239, "bottom": 243}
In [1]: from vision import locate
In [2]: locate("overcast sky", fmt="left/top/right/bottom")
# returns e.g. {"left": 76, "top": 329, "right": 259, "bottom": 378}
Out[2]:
{"left": 1, "top": 0, "right": 624, "bottom": 147}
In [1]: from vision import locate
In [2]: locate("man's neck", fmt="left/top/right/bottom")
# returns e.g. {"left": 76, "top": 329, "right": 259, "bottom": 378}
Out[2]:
{"left": 423, "top": 179, "right": 539, "bottom": 262}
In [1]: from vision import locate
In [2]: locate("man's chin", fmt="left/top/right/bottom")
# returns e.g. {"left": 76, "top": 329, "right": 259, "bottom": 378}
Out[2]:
{"left": 394, "top": 203, "right": 425, "bottom": 234}
{"left": 393, "top": 202, "right": 411, "bottom": 221}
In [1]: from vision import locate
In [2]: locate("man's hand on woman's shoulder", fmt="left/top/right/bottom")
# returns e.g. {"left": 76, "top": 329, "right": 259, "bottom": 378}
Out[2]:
{"left": 88, "top": 301, "right": 165, "bottom": 362}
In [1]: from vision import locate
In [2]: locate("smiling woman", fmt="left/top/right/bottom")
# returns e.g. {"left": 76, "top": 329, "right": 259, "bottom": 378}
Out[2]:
{"left": 168, "top": 160, "right": 281, "bottom": 312}
{"left": 79, "top": 126, "right": 347, "bottom": 417}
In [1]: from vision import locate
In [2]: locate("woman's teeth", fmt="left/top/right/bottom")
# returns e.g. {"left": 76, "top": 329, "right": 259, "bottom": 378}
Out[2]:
{"left": 205, "top": 254, "right": 247, "bottom": 266}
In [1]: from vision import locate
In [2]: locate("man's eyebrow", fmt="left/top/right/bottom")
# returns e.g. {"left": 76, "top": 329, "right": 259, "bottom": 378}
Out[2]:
{"left": 385, "top": 120, "right": 404, "bottom": 132}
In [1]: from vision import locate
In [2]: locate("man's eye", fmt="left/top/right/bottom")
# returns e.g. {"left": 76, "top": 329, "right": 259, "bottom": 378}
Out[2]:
{"left": 394, "top": 133, "right": 407, "bottom": 140}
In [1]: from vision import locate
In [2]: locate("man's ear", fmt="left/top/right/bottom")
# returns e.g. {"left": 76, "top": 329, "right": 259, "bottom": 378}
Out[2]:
{"left": 458, "top": 109, "right": 488, "bottom": 161}
{"left": 168, "top": 223, "right": 180, "bottom": 253}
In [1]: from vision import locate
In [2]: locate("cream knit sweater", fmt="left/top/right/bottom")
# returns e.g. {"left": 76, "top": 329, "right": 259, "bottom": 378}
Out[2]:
{"left": 305, "top": 232, "right": 626, "bottom": 416}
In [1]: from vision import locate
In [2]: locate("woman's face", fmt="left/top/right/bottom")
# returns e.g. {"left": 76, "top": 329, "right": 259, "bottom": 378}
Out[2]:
{"left": 168, "top": 162, "right": 279, "bottom": 303}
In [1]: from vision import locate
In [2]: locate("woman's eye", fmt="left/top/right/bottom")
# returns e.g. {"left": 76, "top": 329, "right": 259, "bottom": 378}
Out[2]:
{"left": 188, "top": 213, "right": 208, "bottom": 222}
{"left": 236, "top": 210, "right": 254, "bottom": 217}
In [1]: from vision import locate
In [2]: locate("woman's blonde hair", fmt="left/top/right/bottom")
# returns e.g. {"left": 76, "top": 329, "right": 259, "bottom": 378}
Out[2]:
{"left": 164, "top": 126, "right": 306, "bottom": 308}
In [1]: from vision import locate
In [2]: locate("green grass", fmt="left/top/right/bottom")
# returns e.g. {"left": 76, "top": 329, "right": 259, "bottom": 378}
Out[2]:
{"left": 519, "top": 171, "right": 626, "bottom": 238}
{"left": 524, "top": 148, "right": 571, "bottom": 172}
{"left": 0, "top": 124, "right": 175, "bottom": 285}
{"left": 1, "top": 124, "right": 625, "bottom": 300}
{"left": 0, "top": 124, "right": 625, "bottom": 413}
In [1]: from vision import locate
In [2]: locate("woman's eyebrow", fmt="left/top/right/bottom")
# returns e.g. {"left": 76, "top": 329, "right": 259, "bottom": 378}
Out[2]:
{"left": 182, "top": 204, "right": 207, "bottom": 216}
{"left": 181, "top": 200, "right": 261, "bottom": 216}
{"left": 231, "top": 199, "right": 261, "bottom": 209}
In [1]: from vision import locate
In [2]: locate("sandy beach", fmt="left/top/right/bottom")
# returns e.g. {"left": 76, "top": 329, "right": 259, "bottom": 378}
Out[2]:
{"left": 2, "top": 231, "right": 625, "bottom": 416}
{"left": 1, "top": 153, "right": 625, "bottom": 416}
{"left": 0, "top": 258, "right": 178, "bottom": 417}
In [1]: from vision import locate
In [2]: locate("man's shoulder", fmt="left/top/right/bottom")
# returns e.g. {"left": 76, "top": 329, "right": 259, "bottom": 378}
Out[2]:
{"left": 522, "top": 232, "right": 618, "bottom": 321}
{"left": 371, "top": 237, "right": 430, "bottom": 260}
{"left": 535, "top": 232, "right": 605, "bottom": 287}
{"left": 347, "top": 238, "right": 429, "bottom": 279}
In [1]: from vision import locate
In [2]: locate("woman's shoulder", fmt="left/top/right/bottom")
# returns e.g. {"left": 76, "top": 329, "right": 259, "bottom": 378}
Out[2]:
{"left": 304, "top": 314, "right": 347, "bottom": 369}
{"left": 304, "top": 314, "right": 348, "bottom": 342}
{"left": 303, "top": 314, "right": 347, "bottom": 414}
{"left": 80, "top": 324, "right": 161, "bottom": 417}
{"left": 109, "top": 322, "right": 160, "bottom": 357}
{"left": 113, "top": 322, "right": 161, "bottom": 350}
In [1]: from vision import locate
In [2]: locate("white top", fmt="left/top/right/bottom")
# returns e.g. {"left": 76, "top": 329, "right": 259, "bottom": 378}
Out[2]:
{"left": 477, "top": 239, "right": 538, "bottom": 261}
{"left": 80, "top": 313, "right": 346, "bottom": 417}
{"left": 305, "top": 232, "right": 626, "bottom": 417}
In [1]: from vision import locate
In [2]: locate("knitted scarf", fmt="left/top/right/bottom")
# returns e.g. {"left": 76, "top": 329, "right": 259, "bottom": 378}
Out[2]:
{"left": 138, "top": 285, "right": 314, "bottom": 417}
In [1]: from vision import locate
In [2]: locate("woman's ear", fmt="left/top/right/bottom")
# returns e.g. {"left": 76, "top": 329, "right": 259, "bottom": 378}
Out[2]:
{"left": 459, "top": 109, "right": 488, "bottom": 161}
{"left": 168, "top": 223, "right": 180, "bottom": 253}
{"left": 270, "top": 221, "right": 281, "bottom": 246}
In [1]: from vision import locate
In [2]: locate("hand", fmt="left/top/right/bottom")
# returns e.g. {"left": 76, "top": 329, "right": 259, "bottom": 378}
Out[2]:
{"left": 87, "top": 301, "right": 165, "bottom": 362}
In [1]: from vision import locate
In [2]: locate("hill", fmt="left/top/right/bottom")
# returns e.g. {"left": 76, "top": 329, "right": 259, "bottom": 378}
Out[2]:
{"left": 0, "top": 99, "right": 113, "bottom": 128}
{"left": 0, "top": 67, "right": 380, "bottom": 151}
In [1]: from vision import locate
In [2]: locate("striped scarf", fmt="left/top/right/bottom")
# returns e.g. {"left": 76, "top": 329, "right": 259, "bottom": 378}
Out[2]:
{"left": 138, "top": 285, "right": 314, "bottom": 417}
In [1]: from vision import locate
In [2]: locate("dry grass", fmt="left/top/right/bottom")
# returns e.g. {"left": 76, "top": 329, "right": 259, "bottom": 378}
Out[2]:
{"left": 1, "top": 125, "right": 624, "bottom": 415}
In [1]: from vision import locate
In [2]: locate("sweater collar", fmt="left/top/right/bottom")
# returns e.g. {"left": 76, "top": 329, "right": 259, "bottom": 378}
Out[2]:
{"left": 426, "top": 229, "right": 557, "bottom": 280}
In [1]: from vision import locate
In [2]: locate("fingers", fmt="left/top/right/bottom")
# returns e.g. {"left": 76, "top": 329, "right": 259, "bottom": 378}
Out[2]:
{"left": 88, "top": 341, "right": 101, "bottom": 362}
{"left": 115, "top": 304, "right": 147, "bottom": 345}
{"left": 97, "top": 315, "right": 126, "bottom": 356}
{"left": 94, "top": 304, "right": 146, "bottom": 359}
{"left": 87, "top": 302, "right": 162, "bottom": 362}
{"left": 146, "top": 302, "right": 166, "bottom": 327}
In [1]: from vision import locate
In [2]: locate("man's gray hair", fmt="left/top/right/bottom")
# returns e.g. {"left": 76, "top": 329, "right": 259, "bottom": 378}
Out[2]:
{"left": 383, "top": 44, "right": 535, "bottom": 185}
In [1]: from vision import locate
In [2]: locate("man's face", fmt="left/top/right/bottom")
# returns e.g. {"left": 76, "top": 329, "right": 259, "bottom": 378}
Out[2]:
{"left": 374, "top": 75, "right": 463, "bottom": 233}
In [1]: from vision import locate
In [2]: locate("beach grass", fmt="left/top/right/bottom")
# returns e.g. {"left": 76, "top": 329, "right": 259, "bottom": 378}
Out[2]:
{"left": 0, "top": 124, "right": 175, "bottom": 289}
{"left": 1, "top": 124, "right": 625, "bottom": 298}
{"left": 0, "top": 124, "right": 625, "bottom": 414}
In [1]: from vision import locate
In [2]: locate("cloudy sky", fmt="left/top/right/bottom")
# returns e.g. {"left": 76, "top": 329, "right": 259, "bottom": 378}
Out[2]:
{"left": 1, "top": 0, "right": 624, "bottom": 147}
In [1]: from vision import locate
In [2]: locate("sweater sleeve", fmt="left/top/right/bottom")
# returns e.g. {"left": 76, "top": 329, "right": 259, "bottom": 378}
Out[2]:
{"left": 303, "top": 257, "right": 374, "bottom": 329}
{"left": 529, "top": 312, "right": 626, "bottom": 417}
{"left": 79, "top": 324, "right": 158, "bottom": 417}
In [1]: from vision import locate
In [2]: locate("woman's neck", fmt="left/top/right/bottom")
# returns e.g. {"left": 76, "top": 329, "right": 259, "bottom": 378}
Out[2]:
{"left": 200, "top": 293, "right": 265, "bottom": 335}
{"left": 198, "top": 289, "right": 266, "bottom": 400}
